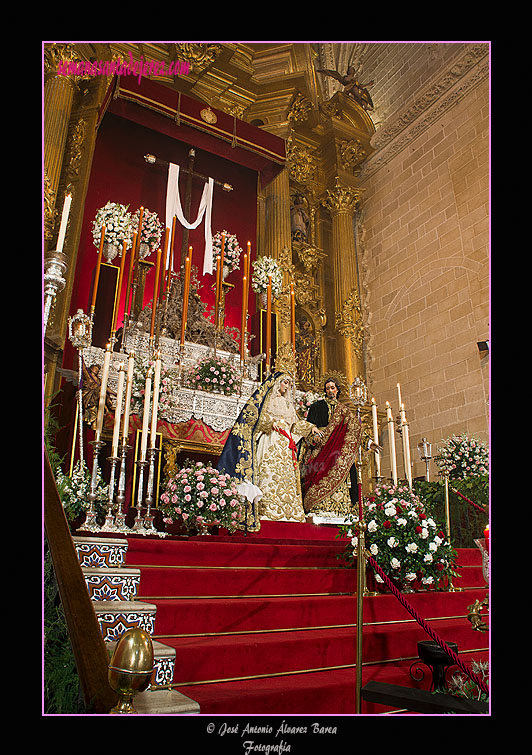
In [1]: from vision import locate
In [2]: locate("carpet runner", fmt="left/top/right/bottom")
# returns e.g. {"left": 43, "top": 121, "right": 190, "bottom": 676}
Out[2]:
{"left": 121, "top": 520, "right": 488, "bottom": 714}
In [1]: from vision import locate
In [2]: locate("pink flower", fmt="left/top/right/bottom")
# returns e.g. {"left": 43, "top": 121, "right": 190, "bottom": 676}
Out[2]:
{"left": 209, "top": 503, "right": 218, "bottom": 511}
{"left": 184, "top": 494, "right": 191, "bottom": 502}
{"left": 184, "top": 485, "right": 191, "bottom": 493}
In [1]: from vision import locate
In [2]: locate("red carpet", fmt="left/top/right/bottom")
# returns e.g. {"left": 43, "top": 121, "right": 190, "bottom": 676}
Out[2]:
{"left": 125, "top": 521, "right": 489, "bottom": 714}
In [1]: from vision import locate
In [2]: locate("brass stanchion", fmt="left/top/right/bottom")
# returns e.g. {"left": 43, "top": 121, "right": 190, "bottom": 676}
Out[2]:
{"left": 440, "top": 470, "right": 462, "bottom": 592}
{"left": 355, "top": 519, "right": 366, "bottom": 714}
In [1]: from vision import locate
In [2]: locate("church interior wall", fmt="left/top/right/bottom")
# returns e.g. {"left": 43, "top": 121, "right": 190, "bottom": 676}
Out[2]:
{"left": 360, "top": 75, "right": 489, "bottom": 480}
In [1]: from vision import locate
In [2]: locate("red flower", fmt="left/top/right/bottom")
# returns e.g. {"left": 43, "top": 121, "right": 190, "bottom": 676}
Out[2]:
{"left": 383, "top": 520, "right": 391, "bottom": 529}
{"left": 419, "top": 512, "right": 427, "bottom": 520}
{"left": 415, "top": 525, "right": 423, "bottom": 533}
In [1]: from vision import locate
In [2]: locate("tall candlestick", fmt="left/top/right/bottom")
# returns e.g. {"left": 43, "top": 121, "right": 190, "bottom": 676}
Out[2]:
{"left": 397, "top": 383, "right": 402, "bottom": 409}
{"left": 56, "top": 193, "right": 72, "bottom": 254}
{"left": 290, "top": 283, "right": 296, "bottom": 355}
{"left": 112, "top": 241, "right": 128, "bottom": 337}
{"left": 214, "top": 255, "right": 222, "bottom": 329}
{"left": 166, "top": 216, "right": 177, "bottom": 291}
{"left": 121, "top": 351, "right": 135, "bottom": 443}
{"left": 266, "top": 274, "right": 272, "bottom": 373}
{"left": 95, "top": 342, "right": 112, "bottom": 440}
{"left": 90, "top": 225, "right": 106, "bottom": 315}
{"left": 150, "top": 352, "right": 162, "bottom": 449}
{"left": 371, "top": 397, "right": 381, "bottom": 478}
{"left": 124, "top": 232, "right": 137, "bottom": 319}
{"left": 111, "top": 362, "right": 126, "bottom": 456}
{"left": 386, "top": 401, "right": 398, "bottom": 485}
{"left": 400, "top": 403, "right": 413, "bottom": 488}
{"left": 159, "top": 228, "right": 169, "bottom": 304}
{"left": 140, "top": 366, "right": 153, "bottom": 462}
{"left": 150, "top": 248, "right": 162, "bottom": 340}
{"left": 180, "top": 247, "right": 192, "bottom": 347}
{"left": 240, "top": 252, "right": 248, "bottom": 361}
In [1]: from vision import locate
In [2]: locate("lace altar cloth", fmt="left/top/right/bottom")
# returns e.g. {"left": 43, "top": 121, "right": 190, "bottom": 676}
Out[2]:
{"left": 84, "top": 333, "right": 260, "bottom": 434}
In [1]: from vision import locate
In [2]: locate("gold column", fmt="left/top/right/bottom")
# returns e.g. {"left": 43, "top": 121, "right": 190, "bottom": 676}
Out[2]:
{"left": 43, "top": 43, "right": 79, "bottom": 252}
{"left": 321, "top": 177, "right": 364, "bottom": 384}
{"left": 263, "top": 167, "right": 292, "bottom": 346}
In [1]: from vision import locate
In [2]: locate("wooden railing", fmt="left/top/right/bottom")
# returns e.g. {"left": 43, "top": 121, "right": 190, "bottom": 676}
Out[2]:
{"left": 43, "top": 451, "right": 117, "bottom": 713}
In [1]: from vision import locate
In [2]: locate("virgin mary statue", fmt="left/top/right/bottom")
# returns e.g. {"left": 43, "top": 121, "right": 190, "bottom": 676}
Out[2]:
{"left": 217, "top": 345, "right": 322, "bottom": 531}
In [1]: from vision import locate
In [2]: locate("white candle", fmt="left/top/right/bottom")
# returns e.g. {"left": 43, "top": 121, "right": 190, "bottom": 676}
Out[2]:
{"left": 386, "top": 401, "right": 398, "bottom": 485}
{"left": 140, "top": 366, "right": 153, "bottom": 462}
{"left": 95, "top": 343, "right": 112, "bottom": 440}
{"left": 111, "top": 363, "right": 125, "bottom": 456}
{"left": 56, "top": 193, "right": 72, "bottom": 254}
{"left": 397, "top": 382, "right": 402, "bottom": 409}
{"left": 121, "top": 352, "right": 135, "bottom": 443}
{"left": 371, "top": 397, "right": 381, "bottom": 478}
{"left": 150, "top": 352, "right": 162, "bottom": 449}
{"left": 401, "top": 403, "right": 413, "bottom": 488}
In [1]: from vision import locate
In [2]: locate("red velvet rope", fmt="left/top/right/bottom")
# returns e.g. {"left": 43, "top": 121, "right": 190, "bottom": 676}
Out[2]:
{"left": 365, "top": 553, "right": 489, "bottom": 697}
{"left": 450, "top": 486, "right": 486, "bottom": 513}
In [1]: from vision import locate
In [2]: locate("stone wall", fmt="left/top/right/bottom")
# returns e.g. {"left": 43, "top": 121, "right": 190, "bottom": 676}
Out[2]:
{"left": 359, "top": 57, "right": 489, "bottom": 481}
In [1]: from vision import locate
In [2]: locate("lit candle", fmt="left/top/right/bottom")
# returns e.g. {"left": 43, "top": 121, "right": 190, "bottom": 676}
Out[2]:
{"left": 290, "top": 283, "right": 296, "bottom": 355}
{"left": 150, "top": 352, "right": 162, "bottom": 449}
{"left": 266, "top": 274, "right": 272, "bottom": 372}
{"left": 95, "top": 342, "right": 112, "bottom": 440}
{"left": 180, "top": 247, "right": 192, "bottom": 347}
{"left": 111, "top": 240, "right": 128, "bottom": 336}
{"left": 371, "top": 397, "right": 381, "bottom": 478}
{"left": 150, "top": 248, "right": 162, "bottom": 340}
{"left": 111, "top": 362, "right": 126, "bottom": 456}
{"left": 166, "top": 216, "right": 177, "bottom": 290}
{"left": 121, "top": 351, "right": 135, "bottom": 442}
{"left": 90, "top": 225, "right": 106, "bottom": 315}
{"left": 56, "top": 193, "right": 72, "bottom": 254}
{"left": 140, "top": 366, "right": 153, "bottom": 462}
{"left": 386, "top": 401, "right": 398, "bottom": 485}
{"left": 240, "top": 251, "right": 248, "bottom": 362}
{"left": 484, "top": 523, "right": 489, "bottom": 553}
{"left": 401, "top": 403, "right": 412, "bottom": 488}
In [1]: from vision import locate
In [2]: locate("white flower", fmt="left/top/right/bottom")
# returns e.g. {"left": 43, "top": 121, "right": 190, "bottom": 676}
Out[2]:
{"left": 370, "top": 543, "right": 379, "bottom": 555}
{"left": 421, "top": 576, "right": 434, "bottom": 585}
{"left": 424, "top": 553, "right": 434, "bottom": 563}
{"left": 351, "top": 536, "right": 358, "bottom": 548}
{"left": 391, "top": 557, "right": 401, "bottom": 570}
{"left": 429, "top": 541, "right": 438, "bottom": 552}
{"left": 407, "top": 509, "right": 418, "bottom": 519}
{"left": 406, "top": 543, "right": 418, "bottom": 553}
{"left": 420, "top": 528, "right": 429, "bottom": 539}
{"left": 384, "top": 504, "right": 397, "bottom": 517}
{"left": 367, "top": 519, "right": 378, "bottom": 533}
{"left": 387, "top": 537, "right": 398, "bottom": 548}
{"left": 397, "top": 517, "right": 407, "bottom": 527}
{"left": 405, "top": 573, "right": 417, "bottom": 582}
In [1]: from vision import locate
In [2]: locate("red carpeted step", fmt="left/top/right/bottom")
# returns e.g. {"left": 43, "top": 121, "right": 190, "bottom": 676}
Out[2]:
{"left": 126, "top": 535, "right": 347, "bottom": 568}
{"left": 158, "top": 617, "right": 484, "bottom": 687}
{"left": 135, "top": 564, "right": 356, "bottom": 598}
{"left": 151, "top": 594, "right": 358, "bottom": 636}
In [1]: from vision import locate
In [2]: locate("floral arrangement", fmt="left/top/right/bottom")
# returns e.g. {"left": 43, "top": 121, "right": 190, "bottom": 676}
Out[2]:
{"left": 130, "top": 355, "right": 173, "bottom": 417}
{"left": 160, "top": 461, "right": 245, "bottom": 533}
{"left": 434, "top": 433, "right": 489, "bottom": 479}
{"left": 92, "top": 201, "right": 132, "bottom": 249}
{"left": 212, "top": 230, "right": 243, "bottom": 274}
{"left": 448, "top": 660, "right": 489, "bottom": 702}
{"left": 339, "top": 483, "right": 458, "bottom": 590}
{"left": 182, "top": 354, "right": 238, "bottom": 395}
{"left": 55, "top": 460, "right": 109, "bottom": 524}
{"left": 295, "top": 390, "right": 323, "bottom": 419}
{"left": 251, "top": 256, "right": 283, "bottom": 297}
{"left": 131, "top": 207, "right": 164, "bottom": 256}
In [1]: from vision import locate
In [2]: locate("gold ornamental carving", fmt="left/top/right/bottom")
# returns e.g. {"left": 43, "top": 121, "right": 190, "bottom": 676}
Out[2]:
{"left": 340, "top": 138, "right": 367, "bottom": 170}
{"left": 66, "top": 118, "right": 87, "bottom": 176}
{"left": 335, "top": 288, "right": 364, "bottom": 358}
{"left": 174, "top": 43, "right": 223, "bottom": 73}
{"left": 43, "top": 168, "right": 56, "bottom": 241}
{"left": 321, "top": 177, "right": 363, "bottom": 216}
{"left": 288, "top": 92, "right": 313, "bottom": 125}
{"left": 287, "top": 136, "right": 316, "bottom": 186}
